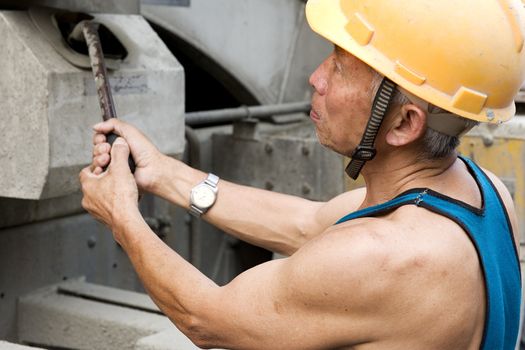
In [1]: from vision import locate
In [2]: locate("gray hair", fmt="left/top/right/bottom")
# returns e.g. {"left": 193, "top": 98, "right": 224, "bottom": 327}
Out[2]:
{"left": 369, "top": 74, "right": 477, "bottom": 160}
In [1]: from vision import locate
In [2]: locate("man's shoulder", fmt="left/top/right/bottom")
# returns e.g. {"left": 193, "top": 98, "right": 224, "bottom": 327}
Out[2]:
{"left": 298, "top": 205, "right": 478, "bottom": 291}
{"left": 283, "top": 204, "right": 484, "bottom": 344}
{"left": 321, "top": 204, "right": 462, "bottom": 254}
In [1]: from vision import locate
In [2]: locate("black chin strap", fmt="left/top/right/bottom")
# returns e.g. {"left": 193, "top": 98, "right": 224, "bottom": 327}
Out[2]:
{"left": 346, "top": 77, "right": 397, "bottom": 180}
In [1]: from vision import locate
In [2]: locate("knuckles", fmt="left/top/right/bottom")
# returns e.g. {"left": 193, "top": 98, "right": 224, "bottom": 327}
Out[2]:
{"left": 81, "top": 197, "right": 90, "bottom": 211}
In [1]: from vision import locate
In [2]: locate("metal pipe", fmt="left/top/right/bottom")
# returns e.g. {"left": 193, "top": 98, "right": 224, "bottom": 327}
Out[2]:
{"left": 185, "top": 101, "right": 311, "bottom": 126}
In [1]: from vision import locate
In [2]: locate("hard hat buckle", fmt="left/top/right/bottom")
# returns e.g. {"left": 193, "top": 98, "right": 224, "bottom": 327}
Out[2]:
{"left": 351, "top": 146, "right": 376, "bottom": 161}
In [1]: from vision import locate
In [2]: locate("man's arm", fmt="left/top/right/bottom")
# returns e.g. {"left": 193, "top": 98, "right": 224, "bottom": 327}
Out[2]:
{"left": 80, "top": 138, "right": 389, "bottom": 349}
{"left": 91, "top": 119, "right": 366, "bottom": 255}
{"left": 106, "top": 202, "right": 388, "bottom": 350}
{"left": 151, "top": 156, "right": 366, "bottom": 255}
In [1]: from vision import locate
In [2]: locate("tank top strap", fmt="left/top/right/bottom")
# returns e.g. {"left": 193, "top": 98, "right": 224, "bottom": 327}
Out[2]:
{"left": 458, "top": 155, "right": 503, "bottom": 211}
{"left": 336, "top": 188, "right": 431, "bottom": 225}
{"left": 336, "top": 155, "right": 493, "bottom": 226}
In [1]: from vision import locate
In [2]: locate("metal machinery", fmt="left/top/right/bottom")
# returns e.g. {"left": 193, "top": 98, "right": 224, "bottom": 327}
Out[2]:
{"left": 0, "top": 1, "right": 524, "bottom": 349}
{"left": 0, "top": 0, "right": 337, "bottom": 348}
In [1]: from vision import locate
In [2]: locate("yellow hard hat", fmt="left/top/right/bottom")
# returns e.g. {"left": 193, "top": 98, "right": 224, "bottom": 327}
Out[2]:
{"left": 306, "top": 0, "right": 525, "bottom": 123}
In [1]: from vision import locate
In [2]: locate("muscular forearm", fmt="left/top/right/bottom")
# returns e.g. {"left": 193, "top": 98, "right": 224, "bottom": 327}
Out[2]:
{"left": 114, "top": 209, "right": 218, "bottom": 344}
{"left": 150, "top": 156, "right": 327, "bottom": 255}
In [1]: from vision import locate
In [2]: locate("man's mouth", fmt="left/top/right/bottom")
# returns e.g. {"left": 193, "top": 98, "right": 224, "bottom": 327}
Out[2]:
{"left": 310, "top": 109, "right": 321, "bottom": 122}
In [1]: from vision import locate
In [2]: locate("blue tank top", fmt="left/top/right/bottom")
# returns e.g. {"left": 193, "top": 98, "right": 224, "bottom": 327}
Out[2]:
{"left": 335, "top": 156, "right": 521, "bottom": 349}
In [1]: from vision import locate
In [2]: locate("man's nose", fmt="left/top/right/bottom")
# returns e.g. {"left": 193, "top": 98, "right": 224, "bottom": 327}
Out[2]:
{"left": 309, "top": 65, "right": 328, "bottom": 96}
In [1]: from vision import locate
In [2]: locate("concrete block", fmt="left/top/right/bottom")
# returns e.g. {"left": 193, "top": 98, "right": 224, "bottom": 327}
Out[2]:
{"left": 18, "top": 280, "right": 197, "bottom": 350}
{"left": 0, "top": 11, "right": 185, "bottom": 199}
{"left": 0, "top": 341, "right": 44, "bottom": 349}
{"left": 212, "top": 120, "right": 345, "bottom": 201}
{"left": 56, "top": 278, "right": 160, "bottom": 312}
{"left": 0, "top": 1, "right": 140, "bottom": 14}
{"left": 135, "top": 329, "right": 202, "bottom": 350}
{"left": 0, "top": 215, "right": 144, "bottom": 340}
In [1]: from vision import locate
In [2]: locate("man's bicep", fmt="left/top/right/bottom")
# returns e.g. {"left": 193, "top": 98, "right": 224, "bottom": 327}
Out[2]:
{"left": 201, "top": 236, "right": 377, "bottom": 350}
{"left": 198, "top": 258, "right": 325, "bottom": 349}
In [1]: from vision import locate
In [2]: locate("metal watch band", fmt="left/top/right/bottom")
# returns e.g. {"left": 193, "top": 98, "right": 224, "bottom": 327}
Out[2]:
{"left": 189, "top": 205, "right": 204, "bottom": 217}
{"left": 204, "top": 173, "right": 219, "bottom": 189}
{"left": 189, "top": 173, "right": 219, "bottom": 218}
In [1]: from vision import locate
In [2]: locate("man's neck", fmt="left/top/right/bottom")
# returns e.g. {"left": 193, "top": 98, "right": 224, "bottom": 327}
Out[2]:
{"left": 358, "top": 150, "right": 458, "bottom": 209}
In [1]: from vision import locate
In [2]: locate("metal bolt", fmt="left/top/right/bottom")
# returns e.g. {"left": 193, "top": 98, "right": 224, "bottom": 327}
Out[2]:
{"left": 145, "top": 217, "right": 160, "bottom": 231}
{"left": 87, "top": 236, "right": 97, "bottom": 249}
{"left": 302, "top": 184, "right": 312, "bottom": 195}
{"left": 302, "top": 146, "right": 310, "bottom": 156}
{"left": 482, "top": 134, "right": 494, "bottom": 147}
{"left": 264, "top": 143, "right": 273, "bottom": 154}
{"left": 486, "top": 109, "right": 495, "bottom": 121}
{"left": 265, "top": 181, "right": 274, "bottom": 190}
{"left": 161, "top": 225, "right": 171, "bottom": 237}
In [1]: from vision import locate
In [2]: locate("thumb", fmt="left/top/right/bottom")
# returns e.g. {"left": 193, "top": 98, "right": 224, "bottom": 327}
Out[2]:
{"left": 110, "top": 137, "right": 131, "bottom": 174}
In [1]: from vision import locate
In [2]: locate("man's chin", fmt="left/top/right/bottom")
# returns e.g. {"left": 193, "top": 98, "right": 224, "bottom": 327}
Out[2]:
{"left": 316, "top": 136, "right": 337, "bottom": 153}
{"left": 316, "top": 135, "right": 354, "bottom": 157}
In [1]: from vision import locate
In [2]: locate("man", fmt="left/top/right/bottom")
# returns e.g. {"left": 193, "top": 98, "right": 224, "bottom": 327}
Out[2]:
{"left": 80, "top": 0, "right": 524, "bottom": 349}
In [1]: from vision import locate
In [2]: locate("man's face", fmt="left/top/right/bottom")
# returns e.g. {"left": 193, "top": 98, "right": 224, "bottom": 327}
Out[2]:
{"left": 309, "top": 46, "right": 377, "bottom": 156}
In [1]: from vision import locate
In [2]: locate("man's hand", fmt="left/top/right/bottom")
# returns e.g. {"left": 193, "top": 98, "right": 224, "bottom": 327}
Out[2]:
{"left": 80, "top": 137, "right": 140, "bottom": 242}
{"left": 91, "top": 119, "right": 165, "bottom": 193}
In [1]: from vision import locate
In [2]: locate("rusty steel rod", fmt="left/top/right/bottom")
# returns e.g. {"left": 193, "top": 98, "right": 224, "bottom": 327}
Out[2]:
{"left": 82, "top": 21, "right": 117, "bottom": 121}
{"left": 81, "top": 21, "right": 135, "bottom": 172}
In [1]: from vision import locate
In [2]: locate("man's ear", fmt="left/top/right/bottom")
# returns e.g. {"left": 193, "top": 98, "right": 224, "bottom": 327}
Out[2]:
{"left": 385, "top": 104, "right": 427, "bottom": 146}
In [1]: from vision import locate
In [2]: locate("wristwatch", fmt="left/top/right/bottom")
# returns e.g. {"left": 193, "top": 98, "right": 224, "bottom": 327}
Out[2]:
{"left": 189, "top": 173, "right": 219, "bottom": 217}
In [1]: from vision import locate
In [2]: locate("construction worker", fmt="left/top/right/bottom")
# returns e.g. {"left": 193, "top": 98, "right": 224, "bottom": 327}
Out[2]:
{"left": 80, "top": 0, "right": 524, "bottom": 348}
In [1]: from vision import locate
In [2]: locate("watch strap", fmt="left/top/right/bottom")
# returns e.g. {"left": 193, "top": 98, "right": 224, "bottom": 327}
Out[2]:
{"left": 204, "top": 173, "right": 219, "bottom": 188}
{"left": 189, "top": 204, "right": 204, "bottom": 217}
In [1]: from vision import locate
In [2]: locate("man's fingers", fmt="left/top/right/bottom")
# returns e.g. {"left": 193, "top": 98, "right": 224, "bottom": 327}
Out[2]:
{"left": 79, "top": 165, "right": 94, "bottom": 183}
{"left": 93, "top": 153, "right": 110, "bottom": 169}
{"left": 93, "top": 119, "right": 129, "bottom": 140}
{"left": 93, "top": 166, "right": 103, "bottom": 175}
{"left": 93, "top": 143, "right": 110, "bottom": 157}
{"left": 93, "top": 119, "right": 119, "bottom": 134}
{"left": 94, "top": 119, "right": 151, "bottom": 152}
{"left": 109, "top": 137, "right": 131, "bottom": 174}
{"left": 93, "top": 133, "right": 106, "bottom": 145}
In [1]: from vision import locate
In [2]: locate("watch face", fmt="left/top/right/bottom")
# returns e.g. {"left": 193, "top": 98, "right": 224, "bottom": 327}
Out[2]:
{"left": 191, "top": 184, "right": 216, "bottom": 208}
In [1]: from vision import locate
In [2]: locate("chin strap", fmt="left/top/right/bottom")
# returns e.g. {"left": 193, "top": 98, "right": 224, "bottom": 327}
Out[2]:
{"left": 345, "top": 77, "right": 397, "bottom": 180}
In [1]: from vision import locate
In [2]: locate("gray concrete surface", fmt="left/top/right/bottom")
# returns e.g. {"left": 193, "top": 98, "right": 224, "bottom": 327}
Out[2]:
{"left": 0, "top": 214, "right": 144, "bottom": 340}
{"left": 18, "top": 280, "right": 198, "bottom": 350}
{"left": 135, "top": 329, "right": 201, "bottom": 350}
{"left": 212, "top": 120, "right": 345, "bottom": 202}
{"left": 0, "top": 341, "right": 44, "bottom": 349}
{"left": 0, "top": 11, "right": 184, "bottom": 199}
{"left": 0, "top": 0, "right": 140, "bottom": 14}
